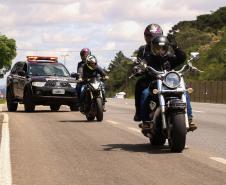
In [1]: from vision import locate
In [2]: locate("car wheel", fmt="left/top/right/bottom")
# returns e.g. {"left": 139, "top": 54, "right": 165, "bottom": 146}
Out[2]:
{"left": 6, "top": 89, "right": 18, "bottom": 112}
{"left": 24, "top": 89, "right": 35, "bottom": 112}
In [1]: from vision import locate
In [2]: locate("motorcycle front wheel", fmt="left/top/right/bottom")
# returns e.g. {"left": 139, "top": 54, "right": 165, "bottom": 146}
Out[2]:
{"left": 169, "top": 113, "right": 186, "bottom": 153}
{"left": 95, "top": 97, "right": 103, "bottom": 122}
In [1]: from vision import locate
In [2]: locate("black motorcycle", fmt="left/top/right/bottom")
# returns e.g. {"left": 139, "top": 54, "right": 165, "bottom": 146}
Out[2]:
{"left": 80, "top": 76, "right": 107, "bottom": 122}
{"left": 131, "top": 52, "right": 201, "bottom": 152}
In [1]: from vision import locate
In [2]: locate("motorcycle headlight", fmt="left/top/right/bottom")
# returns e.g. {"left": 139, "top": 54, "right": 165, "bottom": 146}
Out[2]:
{"left": 91, "top": 82, "right": 101, "bottom": 90}
{"left": 164, "top": 72, "right": 181, "bottom": 89}
{"left": 69, "top": 82, "right": 77, "bottom": 88}
{"left": 32, "top": 81, "right": 46, "bottom": 87}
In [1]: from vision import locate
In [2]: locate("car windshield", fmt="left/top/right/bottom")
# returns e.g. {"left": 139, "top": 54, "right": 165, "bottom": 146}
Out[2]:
{"left": 28, "top": 63, "right": 70, "bottom": 77}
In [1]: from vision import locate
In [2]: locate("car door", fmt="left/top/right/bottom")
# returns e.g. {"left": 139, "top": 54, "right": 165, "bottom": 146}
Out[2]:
{"left": 16, "top": 62, "right": 27, "bottom": 98}
{"left": 7, "top": 64, "right": 18, "bottom": 97}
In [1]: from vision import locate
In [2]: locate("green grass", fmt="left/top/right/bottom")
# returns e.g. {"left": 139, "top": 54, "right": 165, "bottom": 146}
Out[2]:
{"left": 0, "top": 99, "right": 6, "bottom": 104}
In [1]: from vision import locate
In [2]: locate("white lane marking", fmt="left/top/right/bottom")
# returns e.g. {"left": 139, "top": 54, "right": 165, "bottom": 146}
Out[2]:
{"left": 106, "top": 120, "right": 119, "bottom": 125}
{"left": 0, "top": 113, "right": 12, "bottom": 185}
{"left": 193, "top": 110, "right": 205, "bottom": 113}
{"left": 128, "top": 127, "right": 141, "bottom": 133}
{"left": 210, "top": 157, "right": 226, "bottom": 165}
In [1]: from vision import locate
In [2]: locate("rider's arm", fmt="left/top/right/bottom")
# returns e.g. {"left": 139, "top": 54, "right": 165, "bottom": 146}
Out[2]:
{"left": 96, "top": 65, "right": 107, "bottom": 77}
{"left": 170, "top": 48, "right": 187, "bottom": 68}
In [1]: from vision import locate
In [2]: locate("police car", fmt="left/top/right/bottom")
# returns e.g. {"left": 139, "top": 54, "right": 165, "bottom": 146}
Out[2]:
{"left": 6, "top": 56, "right": 79, "bottom": 112}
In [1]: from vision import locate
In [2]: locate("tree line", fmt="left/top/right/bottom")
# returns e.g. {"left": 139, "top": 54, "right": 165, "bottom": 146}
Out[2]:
{"left": 106, "top": 6, "right": 226, "bottom": 97}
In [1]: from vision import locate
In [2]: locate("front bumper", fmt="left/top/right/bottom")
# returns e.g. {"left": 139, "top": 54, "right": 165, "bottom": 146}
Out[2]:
{"left": 30, "top": 86, "right": 78, "bottom": 105}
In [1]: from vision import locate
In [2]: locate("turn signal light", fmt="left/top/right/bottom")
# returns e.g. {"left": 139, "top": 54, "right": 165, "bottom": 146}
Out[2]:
{"left": 153, "top": 89, "right": 159, "bottom": 94}
{"left": 187, "top": 88, "right": 194, "bottom": 94}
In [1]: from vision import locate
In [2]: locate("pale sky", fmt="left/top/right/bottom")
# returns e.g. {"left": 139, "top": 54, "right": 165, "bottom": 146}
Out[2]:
{"left": 0, "top": 0, "right": 225, "bottom": 85}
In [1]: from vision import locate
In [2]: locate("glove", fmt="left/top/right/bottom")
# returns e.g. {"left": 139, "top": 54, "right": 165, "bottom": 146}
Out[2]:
{"left": 133, "top": 66, "right": 144, "bottom": 76}
{"left": 167, "top": 33, "right": 178, "bottom": 49}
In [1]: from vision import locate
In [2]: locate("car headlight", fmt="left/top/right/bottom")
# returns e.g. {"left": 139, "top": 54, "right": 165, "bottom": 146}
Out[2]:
{"left": 164, "top": 72, "right": 181, "bottom": 89}
{"left": 32, "top": 81, "right": 46, "bottom": 87}
{"left": 69, "top": 83, "right": 77, "bottom": 88}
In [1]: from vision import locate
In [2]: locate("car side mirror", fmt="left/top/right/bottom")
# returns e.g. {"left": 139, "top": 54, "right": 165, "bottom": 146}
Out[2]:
{"left": 18, "top": 70, "right": 26, "bottom": 76}
{"left": 70, "top": 72, "right": 79, "bottom": 79}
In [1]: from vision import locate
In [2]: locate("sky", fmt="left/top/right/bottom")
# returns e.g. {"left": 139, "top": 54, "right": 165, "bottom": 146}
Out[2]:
{"left": 0, "top": 0, "right": 225, "bottom": 85}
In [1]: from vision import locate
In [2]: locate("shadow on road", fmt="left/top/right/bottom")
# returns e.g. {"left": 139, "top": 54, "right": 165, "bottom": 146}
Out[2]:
{"left": 102, "top": 143, "right": 185, "bottom": 154}
{"left": 3, "top": 110, "right": 70, "bottom": 113}
{"left": 59, "top": 120, "right": 103, "bottom": 123}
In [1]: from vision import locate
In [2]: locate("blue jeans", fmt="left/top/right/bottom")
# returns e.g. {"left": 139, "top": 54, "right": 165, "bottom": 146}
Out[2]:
{"left": 140, "top": 88, "right": 193, "bottom": 122}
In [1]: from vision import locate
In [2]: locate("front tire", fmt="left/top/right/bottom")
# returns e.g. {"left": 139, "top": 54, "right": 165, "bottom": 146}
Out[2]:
{"left": 169, "top": 113, "right": 186, "bottom": 153}
{"left": 24, "top": 89, "right": 35, "bottom": 112}
{"left": 96, "top": 97, "right": 103, "bottom": 122}
{"left": 6, "top": 89, "right": 18, "bottom": 112}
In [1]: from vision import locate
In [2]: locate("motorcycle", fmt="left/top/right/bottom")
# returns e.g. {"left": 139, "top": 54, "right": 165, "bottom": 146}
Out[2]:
{"left": 131, "top": 52, "right": 201, "bottom": 152}
{"left": 80, "top": 76, "right": 107, "bottom": 122}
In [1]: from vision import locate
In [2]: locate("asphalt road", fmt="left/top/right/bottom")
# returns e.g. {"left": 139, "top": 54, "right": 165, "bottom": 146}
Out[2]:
{"left": 0, "top": 99, "right": 226, "bottom": 185}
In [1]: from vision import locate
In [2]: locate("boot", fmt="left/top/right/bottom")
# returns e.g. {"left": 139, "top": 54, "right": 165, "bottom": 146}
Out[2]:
{"left": 188, "top": 117, "right": 197, "bottom": 131}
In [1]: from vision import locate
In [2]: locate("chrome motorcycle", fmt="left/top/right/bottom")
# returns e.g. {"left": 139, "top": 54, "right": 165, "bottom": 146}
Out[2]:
{"left": 131, "top": 52, "right": 201, "bottom": 152}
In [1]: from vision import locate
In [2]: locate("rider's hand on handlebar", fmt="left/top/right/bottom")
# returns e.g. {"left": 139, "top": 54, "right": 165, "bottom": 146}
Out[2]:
{"left": 78, "top": 78, "right": 83, "bottom": 82}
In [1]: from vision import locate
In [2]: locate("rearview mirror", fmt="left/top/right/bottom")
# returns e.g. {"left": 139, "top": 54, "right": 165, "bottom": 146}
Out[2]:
{"left": 190, "top": 52, "right": 200, "bottom": 61}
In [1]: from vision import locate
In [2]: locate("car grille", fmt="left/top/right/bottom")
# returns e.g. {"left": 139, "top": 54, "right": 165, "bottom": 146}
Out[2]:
{"left": 45, "top": 80, "right": 71, "bottom": 87}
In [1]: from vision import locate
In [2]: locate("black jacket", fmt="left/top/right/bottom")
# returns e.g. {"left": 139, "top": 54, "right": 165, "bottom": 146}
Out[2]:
{"left": 137, "top": 44, "right": 186, "bottom": 71}
{"left": 82, "top": 64, "right": 106, "bottom": 80}
{"left": 77, "top": 60, "right": 86, "bottom": 78}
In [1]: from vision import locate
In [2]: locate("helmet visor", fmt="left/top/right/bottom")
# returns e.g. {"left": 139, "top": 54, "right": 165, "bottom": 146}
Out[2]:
{"left": 152, "top": 44, "right": 168, "bottom": 56}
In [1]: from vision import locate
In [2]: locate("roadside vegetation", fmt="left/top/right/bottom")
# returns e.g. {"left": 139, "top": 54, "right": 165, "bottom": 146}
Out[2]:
{"left": 106, "top": 6, "right": 226, "bottom": 98}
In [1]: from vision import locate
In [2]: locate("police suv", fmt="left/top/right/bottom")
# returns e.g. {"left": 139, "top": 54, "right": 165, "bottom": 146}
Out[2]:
{"left": 6, "top": 56, "right": 79, "bottom": 112}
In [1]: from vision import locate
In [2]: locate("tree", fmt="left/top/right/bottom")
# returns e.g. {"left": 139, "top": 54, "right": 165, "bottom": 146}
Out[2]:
{"left": 0, "top": 34, "right": 17, "bottom": 76}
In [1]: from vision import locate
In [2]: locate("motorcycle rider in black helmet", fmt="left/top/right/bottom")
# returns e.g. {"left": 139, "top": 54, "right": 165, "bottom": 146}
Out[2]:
{"left": 133, "top": 24, "right": 197, "bottom": 131}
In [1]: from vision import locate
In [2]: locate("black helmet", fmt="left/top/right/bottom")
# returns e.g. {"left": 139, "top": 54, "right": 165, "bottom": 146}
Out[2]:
{"left": 80, "top": 48, "right": 91, "bottom": 60}
{"left": 144, "top": 24, "right": 163, "bottom": 44}
{"left": 151, "top": 36, "right": 170, "bottom": 57}
{"left": 86, "top": 55, "right": 97, "bottom": 70}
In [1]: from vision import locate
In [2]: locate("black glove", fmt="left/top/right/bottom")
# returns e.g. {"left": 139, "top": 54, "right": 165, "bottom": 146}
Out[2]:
{"left": 132, "top": 66, "right": 144, "bottom": 76}
{"left": 167, "top": 33, "right": 178, "bottom": 50}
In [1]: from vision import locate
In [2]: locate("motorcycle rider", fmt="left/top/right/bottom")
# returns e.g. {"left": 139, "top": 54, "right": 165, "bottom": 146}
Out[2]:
{"left": 76, "top": 48, "right": 91, "bottom": 99}
{"left": 133, "top": 23, "right": 197, "bottom": 131}
{"left": 80, "top": 54, "right": 108, "bottom": 112}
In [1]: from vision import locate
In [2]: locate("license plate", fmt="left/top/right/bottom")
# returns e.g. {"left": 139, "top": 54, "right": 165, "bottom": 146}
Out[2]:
{"left": 52, "top": 89, "right": 65, "bottom": 94}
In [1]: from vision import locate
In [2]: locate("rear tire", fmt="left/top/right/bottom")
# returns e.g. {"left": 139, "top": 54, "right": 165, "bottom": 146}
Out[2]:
{"left": 24, "top": 89, "right": 35, "bottom": 112}
{"left": 96, "top": 97, "right": 103, "bottom": 122}
{"left": 169, "top": 113, "right": 186, "bottom": 153}
{"left": 6, "top": 89, "right": 18, "bottom": 112}
{"left": 50, "top": 105, "right": 60, "bottom": 111}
